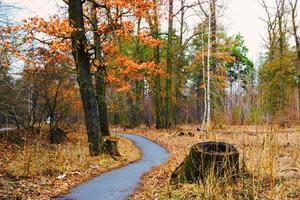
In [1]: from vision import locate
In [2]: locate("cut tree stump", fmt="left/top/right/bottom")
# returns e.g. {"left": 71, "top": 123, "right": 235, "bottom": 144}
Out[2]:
{"left": 171, "top": 141, "right": 239, "bottom": 183}
{"left": 102, "top": 138, "right": 120, "bottom": 156}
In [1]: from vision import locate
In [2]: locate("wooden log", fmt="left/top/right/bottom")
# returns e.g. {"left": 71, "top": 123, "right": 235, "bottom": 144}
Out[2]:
{"left": 171, "top": 141, "right": 239, "bottom": 183}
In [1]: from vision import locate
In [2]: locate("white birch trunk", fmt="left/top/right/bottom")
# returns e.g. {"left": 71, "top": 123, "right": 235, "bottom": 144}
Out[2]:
{"left": 206, "top": 1, "right": 212, "bottom": 128}
{"left": 201, "top": 28, "right": 207, "bottom": 132}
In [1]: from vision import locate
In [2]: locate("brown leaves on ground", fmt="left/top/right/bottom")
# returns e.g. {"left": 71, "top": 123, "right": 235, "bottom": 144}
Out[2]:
{"left": 0, "top": 129, "right": 141, "bottom": 200}
{"left": 121, "top": 125, "right": 300, "bottom": 200}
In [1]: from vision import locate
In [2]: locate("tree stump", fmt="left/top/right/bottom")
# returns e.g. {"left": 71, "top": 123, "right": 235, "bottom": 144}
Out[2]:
{"left": 171, "top": 141, "right": 239, "bottom": 183}
{"left": 102, "top": 138, "right": 120, "bottom": 156}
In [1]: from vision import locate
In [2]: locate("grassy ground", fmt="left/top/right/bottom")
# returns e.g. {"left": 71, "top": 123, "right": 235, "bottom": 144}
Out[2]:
{"left": 0, "top": 128, "right": 141, "bottom": 200}
{"left": 122, "top": 125, "right": 300, "bottom": 200}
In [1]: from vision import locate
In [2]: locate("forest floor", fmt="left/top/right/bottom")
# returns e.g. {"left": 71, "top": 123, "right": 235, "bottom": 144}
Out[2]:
{"left": 120, "top": 125, "right": 300, "bottom": 200}
{"left": 0, "top": 128, "right": 141, "bottom": 200}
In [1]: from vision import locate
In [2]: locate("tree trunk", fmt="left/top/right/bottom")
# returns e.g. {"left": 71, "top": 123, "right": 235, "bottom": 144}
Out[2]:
{"left": 48, "top": 77, "right": 63, "bottom": 143}
{"left": 210, "top": 0, "right": 217, "bottom": 68}
{"left": 201, "top": 25, "right": 207, "bottom": 132}
{"left": 95, "top": 67, "right": 110, "bottom": 137}
{"left": 155, "top": 74, "right": 163, "bottom": 129}
{"left": 165, "top": 0, "right": 174, "bottom": 128}
{"left": 91, "top": 3, "right": 110, "bottom": 137}
{"left": 130, "top": 18, "right": 143, "bottom": 128}
{"left": 171, "top": 142, "right": 239, "bottom": 183}
{"left": 290, "top": 0, "right": 300, "bottom": 117}
{"left": 127, "top": 93, "right": 138, "bottom": 128}
{"left": 91, "top": 3, "right": 120, "bottom": 156}
{"left": 173, "top": 0, "right": 185, "bottom": 126}
{"left": 206, "top": 1, "right": 212, "bottom": 128}
{"left": 152, "top": 0, "right": 164, "bottom": 129}
{"left": 102, "top": 138, "right": 120, "bottom": 156}
{"left": 68, "top": 0, "right": 103, "bottom": 156}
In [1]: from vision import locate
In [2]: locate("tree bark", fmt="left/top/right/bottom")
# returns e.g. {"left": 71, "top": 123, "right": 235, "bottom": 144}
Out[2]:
{"left": 174, "top": 0, "right": 185, "bottom": 126}
{"left": 130, "top": 18, "right": 143, "bottom": 128}
{"left": 95, "top": 67, "right": 110, "bottom": 137}
{"left": 165, "top": 0, "right": 174, "bottom": 128}
{"left": 155, "top": 74, "right": 163, "bottom": 129}
{"left": 290, "top": 0, "right": 300, "bottom": 59}
{"left": 152, "top": 0, "right": 164, "bottom": 129}
{"left": 201, "top": 29, "right": 207, "bottom": 131}
{"left": 91, "top": 3, "right": 110, "bottom": 137}
{"left": 210, "top": 0, "right": 217, "bottom": 67}
{"left": 277, "top": 0, "right": 286, "bottom": 111}
{"left": 68, "top": 0, "right": 103, "bottom": 156}
{"left": 206, "top": 1, "right": 212, "bottom": 128}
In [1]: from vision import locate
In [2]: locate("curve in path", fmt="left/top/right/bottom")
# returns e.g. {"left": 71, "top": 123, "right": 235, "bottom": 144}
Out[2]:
{"left": 58, "top": 133, "right": 169, "bottom": 200}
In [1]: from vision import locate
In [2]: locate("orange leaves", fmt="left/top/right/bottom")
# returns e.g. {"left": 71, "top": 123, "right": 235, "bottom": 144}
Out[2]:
{"left": 106, "top": 74, "right": 117, "bottom": 83}
{"left": 8, "top": 15, "right": 74, "bottom": 72}
{"left": 97, "top": 24, "right": 109, "bottom": 35}
{"left": 115, "top": 56, "right": 158, "bottom": 78}
{"left": 105, "top": 54, "right": 164, "bottom": 92}
{"left": 116, "top": 55, "right": 140, "bottom": 70}
{"left": 116, "top": 83, "right": 131, "bottom": 92}
{"left": 214, "top": 52, "right": 235, "bottom": 63}
{"left": 137, "top": 33, "right": 162, "bottom": 46}
{"left": 22, "top": 16, "right": 74, "bottom": 38}
{"left": 1, "top": 63, "right": 9, "bottom": 69}
{"left": 99, "top": 0, "right": 154, "bottom": 19}
{"left": 50, "top": 40, "right": 71, "bottom": 53}
{"left": 2, "top": 41, "right": 10, "bottom": 49}
{"left": 103, "top": 43, "right": 118, "bottom": 56}
{"left": 6, "top": 0, "right": 163, "bottom": 96}
{"left": 140, "top": 61, "right": 164, "bottom": 77}
{"left": 114, "top": 55, "right": 143, "bottom": 80}
{"left": 2, "top": 25, "right": 21, "bottom": 34}
{"left": 115, "top": 21, "right": 135, "bottom": 40}
{"left": 50, "top": 17, "right": 74, "bottom": 36}
{"left": 131, "top": 0, "right": 155, "bottom": 18}
{"left": 102, "top": 0, "right": 129, "bottom": 8}
{"left": 106, "top": 73, "right": 131, "bottom": 92}
{"left": 94, "top": 59, "right": 101, "bottom": 67}
{"left": 105, "top": 55, "right": 158, "bottom": 92}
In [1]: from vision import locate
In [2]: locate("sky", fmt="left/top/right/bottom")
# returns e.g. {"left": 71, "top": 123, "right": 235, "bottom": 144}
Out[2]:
{"left": 225, "top": 0, "right": 266, "bottom": 63}
{"left": 3, "top": 0, "right": 270, "bottom": 63}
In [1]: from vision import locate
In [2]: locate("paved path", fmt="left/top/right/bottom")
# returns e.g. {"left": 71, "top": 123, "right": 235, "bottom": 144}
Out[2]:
{"left": 58, "top": 133, "right": 169, "bottom": 200}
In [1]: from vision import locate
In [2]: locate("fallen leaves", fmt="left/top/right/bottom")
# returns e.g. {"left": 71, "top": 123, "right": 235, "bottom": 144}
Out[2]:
{"left": 0, "top": 130, "right": 141, "bottom": 200}
{"left": 121, "top": 125, "right": 300, "bottom": 200}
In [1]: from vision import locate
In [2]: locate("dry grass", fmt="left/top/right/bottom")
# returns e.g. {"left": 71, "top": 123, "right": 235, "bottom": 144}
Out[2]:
{"left": 0, "top": 128, "right": 141, "bottom": 200}
{"left": 121, "top": 125, "right": 300, "bottom": 200}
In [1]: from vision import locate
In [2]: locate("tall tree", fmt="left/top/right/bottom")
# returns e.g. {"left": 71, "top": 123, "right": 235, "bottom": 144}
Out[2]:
{"left": 91, "top": 3, "right": 110, "bottom": 137}
{"left": 259, "top": 0, "right": 294, "bottom": 119}
{"left": 147, "top": 0, "right": 164, "bottom": 129}
{"left": 68, "top": 0, "right": 103, "bottom": 156}
{"left": 206, "top": 0, "right": 212, "bottom": 128}
{"left": 289, "top": 0, "right": 300, "bottom": 114}
{"left": 165, "top": 0, "right": 174, "bottom": 128}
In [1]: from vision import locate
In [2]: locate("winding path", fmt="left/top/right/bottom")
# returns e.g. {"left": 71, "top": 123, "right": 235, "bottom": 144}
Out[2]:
{"left": 58, "top": 134, "right": 169, "bottom": 200}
